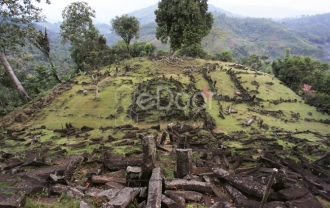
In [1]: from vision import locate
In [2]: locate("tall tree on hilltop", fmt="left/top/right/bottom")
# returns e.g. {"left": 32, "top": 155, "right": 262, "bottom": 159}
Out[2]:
{"left": 0, "top": 0, "right": 50, "bottom": 103}
{"left": 155, "top": 0, "right": 214, "bottom": 57}
{"left": 111, "top": 15, "right": 140, "bottom": 54}
{"left": 60, "top": 2, "right": 111, "bottom": 71}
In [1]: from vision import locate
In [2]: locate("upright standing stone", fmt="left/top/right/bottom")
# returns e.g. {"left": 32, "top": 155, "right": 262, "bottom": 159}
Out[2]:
{"left": 64, "top": 156, "right": 84, "bottom": 183}
{"left": 176, "top": 149, "right": 192, "bottom": 178}
{"left": 160, "top": 132, "right": 167, "bottom": 145}
{"left": 141, "top": 135, "right": 157, "bottom": 186}
{"left": 146, "top": 168, "right": 162, "bottom": 208}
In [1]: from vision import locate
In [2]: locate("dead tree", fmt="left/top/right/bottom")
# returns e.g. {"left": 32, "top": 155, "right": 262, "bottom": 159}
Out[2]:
{"left": 91, "top": 74, "right": 99, "bottom": 100}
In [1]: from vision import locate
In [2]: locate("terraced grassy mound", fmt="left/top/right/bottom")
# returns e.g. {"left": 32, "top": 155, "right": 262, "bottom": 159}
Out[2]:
{"left": 0, "top": 57, "right": 330, "bottom": 207}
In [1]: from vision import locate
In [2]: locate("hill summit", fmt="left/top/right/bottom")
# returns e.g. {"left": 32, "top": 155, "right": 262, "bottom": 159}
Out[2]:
{"left": 1, "top": 58, "right": 330, "bottom": 207}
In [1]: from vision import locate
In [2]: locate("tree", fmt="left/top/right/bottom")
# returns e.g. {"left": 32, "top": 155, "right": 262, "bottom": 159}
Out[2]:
{"left": 31, "top": 28, "right": 62, "bottom": 83}
{"left": 0, "top": 0, "right": 50, "bottom": 103}
{"left": 60, "top": 2, "right": 112, "bottom": 71}
{"left": 178, "top": 43, "right": 208, "bottom": 58}
{"left": 216, "top": 51, "right": 233, "bottom": 62}
{"left": 155, "top": 0, "right": 214, "bottom": 56}
{"left": 111, "top": 15, "right": 140, "bottom": 54}
{"left": 205, "top": 28, "right": 226, "bottom": 53}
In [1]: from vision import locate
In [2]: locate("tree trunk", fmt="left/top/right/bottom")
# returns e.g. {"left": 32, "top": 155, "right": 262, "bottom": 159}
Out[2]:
{"left": 0, "top": 52, "right": 30, "bottom": 103}
{"left": 47, "top": 57, "right": 62, "bottom": 83}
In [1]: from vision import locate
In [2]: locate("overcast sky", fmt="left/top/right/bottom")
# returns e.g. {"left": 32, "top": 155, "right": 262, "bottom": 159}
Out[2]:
{"left": 40, "top": 0, "right": 330, "bottom": 23}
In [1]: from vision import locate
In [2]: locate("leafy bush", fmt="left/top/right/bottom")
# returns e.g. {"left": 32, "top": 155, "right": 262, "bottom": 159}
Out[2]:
{"left": 215, "top": 51, "right": 233, "bottom": 62}
{"left": 178, "top": 44, "right": 209, "bottom": 58}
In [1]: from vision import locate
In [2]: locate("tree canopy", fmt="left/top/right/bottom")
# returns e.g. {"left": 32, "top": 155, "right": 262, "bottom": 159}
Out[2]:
{"left": 155, "top": 0, "right": 214, "bottom": 53}
{"left": 111, "top": 15, "right": 140, "bottom": 54}
{"left": 0, "top": 0, "right": 50, "bottom": 103}
{"left": 60, "top": 2, "right": 112, "bottom": 71}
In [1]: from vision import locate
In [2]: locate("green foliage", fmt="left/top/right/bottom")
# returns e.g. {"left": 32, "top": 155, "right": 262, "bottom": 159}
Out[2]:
{"left": 155, "top": 0, "right": 214, "bottom": 52}
{"left": 0, "top": 0, "right": 50, "bottom": 51}
{"left": 24, "top": 65, "right": 58, "bottom": 97}
{"left": 0, "top": 0, "right": 50, "bottom": 103}
{"left": 112, "top": 40, "right": 131, "bottom": 60}
{"left": 215, "top": 51, "right": 233, "bottom": 62}
{"left": 60, "top": 2, "right": 113, "bottom": 71}
{"left": 156, "top": 50, "right": 169, "bottom": 57}
{"left": 272, "top": 49, "right": 330, "bottom": 113}
{"left": 178, "top": 43, "right": 209, "bottom": 58}
{"left": 111, "top": 15, "right": 140, "bottom": 54}
{"left": 113, "top": 41, "right": 156, "bottom": 59}
{"left": 241, "top": 54, "right": 269, "bottom": 71}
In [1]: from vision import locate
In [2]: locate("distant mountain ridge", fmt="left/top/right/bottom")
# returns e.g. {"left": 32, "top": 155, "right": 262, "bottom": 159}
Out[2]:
{"left": 35, "top": 5, "right": 330, "bottom": 62}
{"left": 127, "top": 4, "right": 242, "bottom": 25}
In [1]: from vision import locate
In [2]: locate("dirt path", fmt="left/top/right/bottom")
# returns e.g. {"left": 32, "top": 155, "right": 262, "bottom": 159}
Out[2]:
{"left": 202, "top": 86, "right": 211, "bottom": 99}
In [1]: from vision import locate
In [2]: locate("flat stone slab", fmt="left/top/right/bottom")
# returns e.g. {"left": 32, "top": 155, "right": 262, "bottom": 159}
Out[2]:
{"left": 212, "top": 167, "right": 267, "bottom": 198}
{"left": 15, "top": 164, "right": 67, "bottom": 178}
{"left": 164, "top": 190, "right": 202, "bottom": 202}
{"left": 32, "top": 197, "right": 58, "bottom": 205}
{"left": 223, "top": 182, "right": 247, "bottom": 205}
{"left": 80, "top": 200, "right": 92, "bottom": 208}
{"left": 104, "top": 181, "right": 125, "bottom": 190}
{"left": 94, "top": 189, "right": 121, "bottom": 203}
{"left": 0, "top": 195, "right": 26, "bottom": 207}
{"left": 161, "top": 195, "right": 177, "bottom": 208}
{"left": 146, "top": 168, "right": 162, "bottom": 208}
{"left": 107, "top": 187, "right": 140, "bottom": 208}
{"left": 0, "top": 187, "right": 44, "bottom": 195}
{"left": 285, "top": 193, "right": 322, "bottom": 208}
{"left": 278, "top": 187, "right": 309, "bottom": 200}
{"left": 164, "top": 179, "right": 213, "bottom": 193}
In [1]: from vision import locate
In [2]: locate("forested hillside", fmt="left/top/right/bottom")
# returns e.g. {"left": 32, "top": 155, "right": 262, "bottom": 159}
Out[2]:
{"left": 282, "top": 13, "right": 330, "bottom": 56}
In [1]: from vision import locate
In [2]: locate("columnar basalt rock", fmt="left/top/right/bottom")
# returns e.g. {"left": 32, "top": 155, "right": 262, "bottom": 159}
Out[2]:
{"left": 176, "top": 149, "right": 193, "bottom": 178}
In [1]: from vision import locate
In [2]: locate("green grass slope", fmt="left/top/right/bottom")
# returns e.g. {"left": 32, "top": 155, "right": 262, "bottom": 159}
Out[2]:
{"left": 2, "top": 58, "right": 329, "bottom": 141}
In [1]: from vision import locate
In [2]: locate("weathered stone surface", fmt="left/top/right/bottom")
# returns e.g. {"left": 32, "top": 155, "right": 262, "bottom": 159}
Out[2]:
{"left": 265, "top": 201, "right": 285, "bottom": 208}
{"left": 146, "top": 168, "right": 162, "bottom": 208}
{"left": 137, "top": 200, "right": 146, "bottom": 208}
{"left": 278, "top": 187, "right": 309, "bottom": 200}
{"left": 141, "top": 135, "right": 157, "bottom": 186}
{"left": 80, "top": 200, "right": 92, "bottom": 208}
{"left": 50, "top": 184, "right": 67, "bottom": 195}
{"left": 126, "top": 166, "right": 142, "bottom": 187}
{"left": 50, "top": 184, "right": 84, "bottom": 199}
{"left": 103, "top": 159, "right": 142, "bottom": 171}
{"left": 169, "top": 195, "right": 185, "bottom": 208}
{"left": 139, "top": 187, "right": 148, "bottom": 198}
{"left": 91, "top": 175, "right": 126, "bottom": 184}
{"left": 285, "top": 193, "right": 322, "bottom": 208}
{"left": 107, "top": 187, "right": 140, "bottom": 208}
{"left": 203, "top": 175, "right": 227, "bottom": 200}
{"left": 161, "top": 195, "right": 177, "bottom": 208}
{"left": 104, "top": 181, "right": 125, "bottom": 190}
{"left": 66, "top": 186, "right": 84, "bottom": 199}
{"left": 85, "top": 188, "right": 103, "bottom": 197}
{"left": 94, "top": 189, "right": 121, "bottom": 203}
{"left": 164, "top": 190, "right": 202, "bottom": 202}
{"left": 210, "top": 201, "right": 236, "bottom": 208}
{"left": 32, "top": 197, "right": 58, "bottom": 205}
{"left": 192, "top": 167, "right": 213, "bottom": 175}
{"left": 213, "top": 167, "right": 267, "bottom": 198}
{"left": 223, "top": 182, "right": 248, "bottom": 205}
{"left": 64, "top": 156, "right": 84, "bottom": 182}
{"left": 202, "top": 194, "right": 213, "bottom": 207}
{"left": 15, "top": 164, "right": 67, "bottom": 179}
{"left": 0, "top": 196, "right": 26, "bottom": 208}
{"left": 176, "top": 149, "right": 193, "bottom": 178}
{"left": 164, "top": 179, "right": 212, "bottom": 193}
